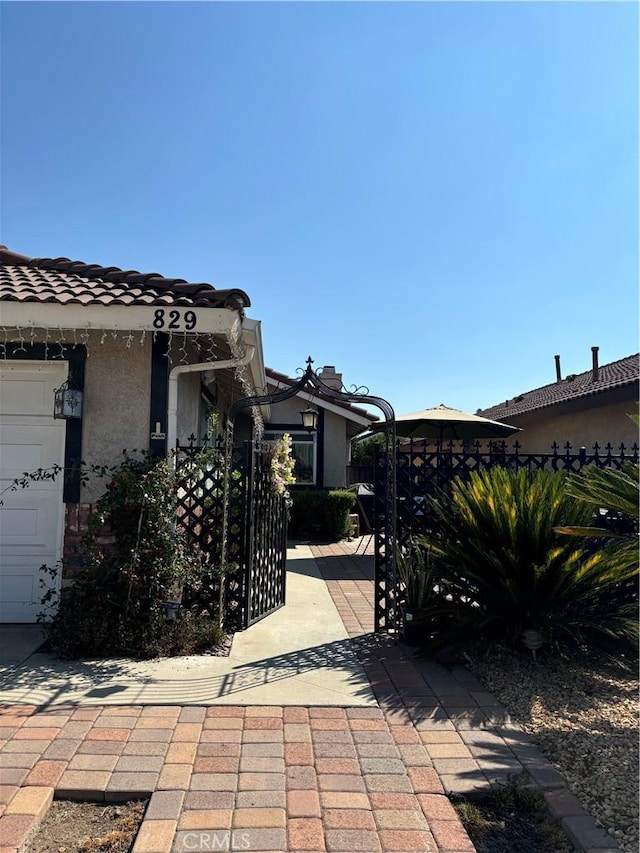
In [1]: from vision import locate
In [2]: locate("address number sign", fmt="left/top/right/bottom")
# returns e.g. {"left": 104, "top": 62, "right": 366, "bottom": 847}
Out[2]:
{"left": 152, "top": 309, "right": 197, "bottom": 331}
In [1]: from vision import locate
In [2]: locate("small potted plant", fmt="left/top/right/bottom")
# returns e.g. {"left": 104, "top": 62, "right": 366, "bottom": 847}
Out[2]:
{"left": 396, "top": 538, "right": 435, "bottom": 646}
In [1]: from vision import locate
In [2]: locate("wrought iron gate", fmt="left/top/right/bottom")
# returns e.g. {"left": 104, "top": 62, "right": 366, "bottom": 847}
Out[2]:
{"left": 223, "top": 357, "right": 399, "bottom": 635}
{"left": 243, "top": 442, "right": 288, "bottom": 626}
{"left": 176, "top": 436, "right": 288, "bottom": 630}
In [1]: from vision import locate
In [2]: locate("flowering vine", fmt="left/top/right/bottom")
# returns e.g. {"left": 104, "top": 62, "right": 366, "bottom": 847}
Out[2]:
{"left": 267, "top": 433, "right": 296, "bottom": 500}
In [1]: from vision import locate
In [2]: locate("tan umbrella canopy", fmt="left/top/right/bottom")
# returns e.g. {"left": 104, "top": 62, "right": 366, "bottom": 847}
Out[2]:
{"left": 370, "top": 403, "right": 521, "bottom": 441}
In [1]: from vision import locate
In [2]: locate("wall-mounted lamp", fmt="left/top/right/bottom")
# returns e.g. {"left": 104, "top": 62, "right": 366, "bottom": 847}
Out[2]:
{"left": 53, "top": 378, "right": 83, "bottom": 420}
{"left": 300, "top": 407, "right": 318, "bottom": 433}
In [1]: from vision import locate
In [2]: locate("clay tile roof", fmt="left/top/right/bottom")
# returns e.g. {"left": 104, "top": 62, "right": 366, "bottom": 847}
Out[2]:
{"left": 478, "top": 353, "right": 640, "bottom": 420}
{"left": 0, "top": 246, "right": 250, "bottom": 312}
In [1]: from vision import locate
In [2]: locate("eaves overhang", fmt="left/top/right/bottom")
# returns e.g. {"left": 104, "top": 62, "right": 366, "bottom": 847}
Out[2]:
{"left": 0, "top": 300, "right": 243, "bottom": 339}
{"left": 241, "top": 317, "right": 270, "bottom": 420}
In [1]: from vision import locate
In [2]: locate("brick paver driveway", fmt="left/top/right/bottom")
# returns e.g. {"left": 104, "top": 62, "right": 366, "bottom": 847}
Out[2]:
{"left": 0, "top": 540, "right": 613, "bottom": 852}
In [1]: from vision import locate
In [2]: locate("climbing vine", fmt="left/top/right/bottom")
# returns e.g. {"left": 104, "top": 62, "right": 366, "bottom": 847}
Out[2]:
{"left": 266, "top": 433, "right": 296, "bottom": 501}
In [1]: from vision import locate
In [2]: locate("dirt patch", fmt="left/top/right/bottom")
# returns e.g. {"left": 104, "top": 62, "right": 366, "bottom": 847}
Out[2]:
{"left": 24, "top": 799, "right": 147, "bottom": 853}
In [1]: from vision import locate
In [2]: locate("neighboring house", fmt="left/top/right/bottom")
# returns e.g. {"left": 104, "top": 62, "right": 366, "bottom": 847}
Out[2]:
{"left": 478, "top": 348, "right": 639, "bottom": 454}
{"left": 264, "top": 365, "right": 378, "bottom": 488}
{"left": 0, "top": 246, "right": 267, "bottom": 622}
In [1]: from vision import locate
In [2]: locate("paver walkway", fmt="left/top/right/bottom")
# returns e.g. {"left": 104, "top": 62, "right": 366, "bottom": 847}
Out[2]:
{"left": 0, "top": 539, "right": 619, "bottom": 853}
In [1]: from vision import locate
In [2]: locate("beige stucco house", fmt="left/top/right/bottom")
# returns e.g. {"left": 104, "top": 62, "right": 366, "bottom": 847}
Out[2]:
{"left": 0, "top": 246, "right": 267, "bottom": 622}
{"left": 264, "top": 365, "right": 378, "bottom": 488}
{"left": 478, "top": 348, "right": 639, "bottom": 454}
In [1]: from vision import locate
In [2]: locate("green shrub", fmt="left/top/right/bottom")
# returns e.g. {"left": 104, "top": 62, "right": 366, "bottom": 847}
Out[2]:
{"left": 351, "top": 433, "right": 386, "bottom": 465}
{"left": 419, "top": 467, "right": 639, "bottom": 653}
{"left": 41, "top": 453, "right": 225, "bottom": 659}
{"left": 289, "top": 489, "right": 356, "bottom": 540}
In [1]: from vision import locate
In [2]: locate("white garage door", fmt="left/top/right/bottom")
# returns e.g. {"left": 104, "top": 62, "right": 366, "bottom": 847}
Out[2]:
{"left": 0, "top": 361, "right": 67, "bottom": 622}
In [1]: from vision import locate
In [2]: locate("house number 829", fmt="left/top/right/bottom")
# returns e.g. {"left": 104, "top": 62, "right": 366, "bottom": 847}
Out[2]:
{"left": 153, "top": 309, "right": 197, "bottom": 331}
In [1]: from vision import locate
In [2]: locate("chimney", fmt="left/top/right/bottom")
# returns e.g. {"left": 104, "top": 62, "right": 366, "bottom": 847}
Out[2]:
{"left": 554, "top": 355, "right": 562, "bottom": 383}
{"left": 591, "top": 346, "right": 599, "bottom": 382}
{"left": 318, "top": 365, "right": 343, "bottom": 390}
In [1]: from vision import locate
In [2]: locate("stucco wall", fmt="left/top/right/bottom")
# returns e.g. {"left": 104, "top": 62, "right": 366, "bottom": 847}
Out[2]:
{"left": 499, "top": 394, "right": 639, "bottom": 454}
{"left": 267, "top": 393, "right": 350, "bottom": 488}
{"left": 176, "top": 371, "right": 202, "bottom": 446}
{"left": 268, "top": 395, "right": 306, "bottom": 427}
{"left": 81, "top": 334, "right": 151, "bottom": 500}
{"left": 322, "top": 408, "right": 349, "bottom": 488}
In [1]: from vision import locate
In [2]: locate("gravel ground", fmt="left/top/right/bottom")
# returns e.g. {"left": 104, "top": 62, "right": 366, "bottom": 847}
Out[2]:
{"left": 465, "top": 646, "right": 639, "bottom": 853}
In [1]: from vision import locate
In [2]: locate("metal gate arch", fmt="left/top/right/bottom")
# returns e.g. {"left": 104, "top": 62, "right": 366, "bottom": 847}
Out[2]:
{"left": 221, "top": 357, "right": 399, "bottom": 633}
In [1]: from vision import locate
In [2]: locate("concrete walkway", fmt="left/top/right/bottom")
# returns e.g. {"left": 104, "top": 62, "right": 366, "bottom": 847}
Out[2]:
{"left": 0, "top": 545, "right": 374, "bottom": 708}
{"left": 0, "top": 540, "right": 620, "bottom": 853}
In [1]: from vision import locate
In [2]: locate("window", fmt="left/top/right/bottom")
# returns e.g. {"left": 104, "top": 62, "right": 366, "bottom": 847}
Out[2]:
{"left": 264, "top": 430, "right": 316, "bottom": 485}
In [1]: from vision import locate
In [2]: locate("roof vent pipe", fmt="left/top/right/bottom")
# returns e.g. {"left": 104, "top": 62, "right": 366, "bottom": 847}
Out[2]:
{"left": 591, "top": 346, "right": 600, "bottom": 382}
{"left": 554, "top": 355, "right": 562, "bottom": 383}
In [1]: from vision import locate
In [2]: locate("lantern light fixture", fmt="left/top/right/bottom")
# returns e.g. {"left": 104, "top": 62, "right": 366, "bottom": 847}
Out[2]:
{"left": 53, "top": 378, "right": 83, "bottom": 420}
{"left": 300, "top": 407, "right": 318, "bottom": 433}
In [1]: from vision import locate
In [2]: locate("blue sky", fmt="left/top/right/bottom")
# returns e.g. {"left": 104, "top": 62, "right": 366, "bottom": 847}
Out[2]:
{"left": 1, "top": 1, "right": 637, "bottom": 417}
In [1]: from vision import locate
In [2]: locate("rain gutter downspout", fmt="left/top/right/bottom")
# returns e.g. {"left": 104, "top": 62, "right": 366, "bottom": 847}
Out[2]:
{"left": 167, "top": 345, "right": 256, "bottom": 462}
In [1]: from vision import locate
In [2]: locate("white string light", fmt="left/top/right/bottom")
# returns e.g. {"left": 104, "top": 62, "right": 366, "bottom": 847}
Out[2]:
{"left": 55, "top": 326, "right": 66, "bottom": 359}
{"left": 179, "top": 331, "right": 189, "bottom": 364}
{"left": 205, "top": 333, "right": 217, "bottom": 362}
{"left": 0, "top": 324, "right": 233, "bottom": 387}
{"left": 14, "top": 327, "right": 27, "bottom": 354}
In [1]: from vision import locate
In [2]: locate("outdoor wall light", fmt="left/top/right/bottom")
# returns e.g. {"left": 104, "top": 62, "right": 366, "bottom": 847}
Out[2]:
{"left": 300, "top": 407, "right": 319, "bottom": 433}
{"left": 53, "top": 378, "right": 83, "bottom": 420}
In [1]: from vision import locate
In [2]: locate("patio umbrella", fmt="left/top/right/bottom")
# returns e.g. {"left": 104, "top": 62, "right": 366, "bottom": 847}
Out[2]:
{"left": 370, "top": 403, "right": 521, "bottom": 442}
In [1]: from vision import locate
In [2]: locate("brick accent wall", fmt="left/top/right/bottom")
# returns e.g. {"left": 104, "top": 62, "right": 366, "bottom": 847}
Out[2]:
{"left": 62, "top": 503, "right": 116, "bottom": 584}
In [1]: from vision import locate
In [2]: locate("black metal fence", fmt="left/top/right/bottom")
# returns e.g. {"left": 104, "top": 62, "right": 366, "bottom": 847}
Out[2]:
{"left": 383, "top": 440, "right": 639, "bottom": 545}
{"left": 350, "top": 441, "right": 639, "bottom": 486}
{"left": 360, "top": 440, "right": 639, "bottom": 626}
{"left": 389, "top": 441, "right": 632, "bottom": 540}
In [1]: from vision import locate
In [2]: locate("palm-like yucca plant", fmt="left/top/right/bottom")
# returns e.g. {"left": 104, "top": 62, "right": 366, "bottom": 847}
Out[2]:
{"left": 423, "top": 467, "right": 639, "bottom": 651}
{"left": 555, "top": 462, "right": 639, "bottom": 578}
{"left": 396, "top": 537, "right": 437, "bottom": 645}
{"left": 396, "top": 539, "right": 434, "bottom": 613}
{"left": 563, "top": 462, "right": 638, "bottom": 518}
